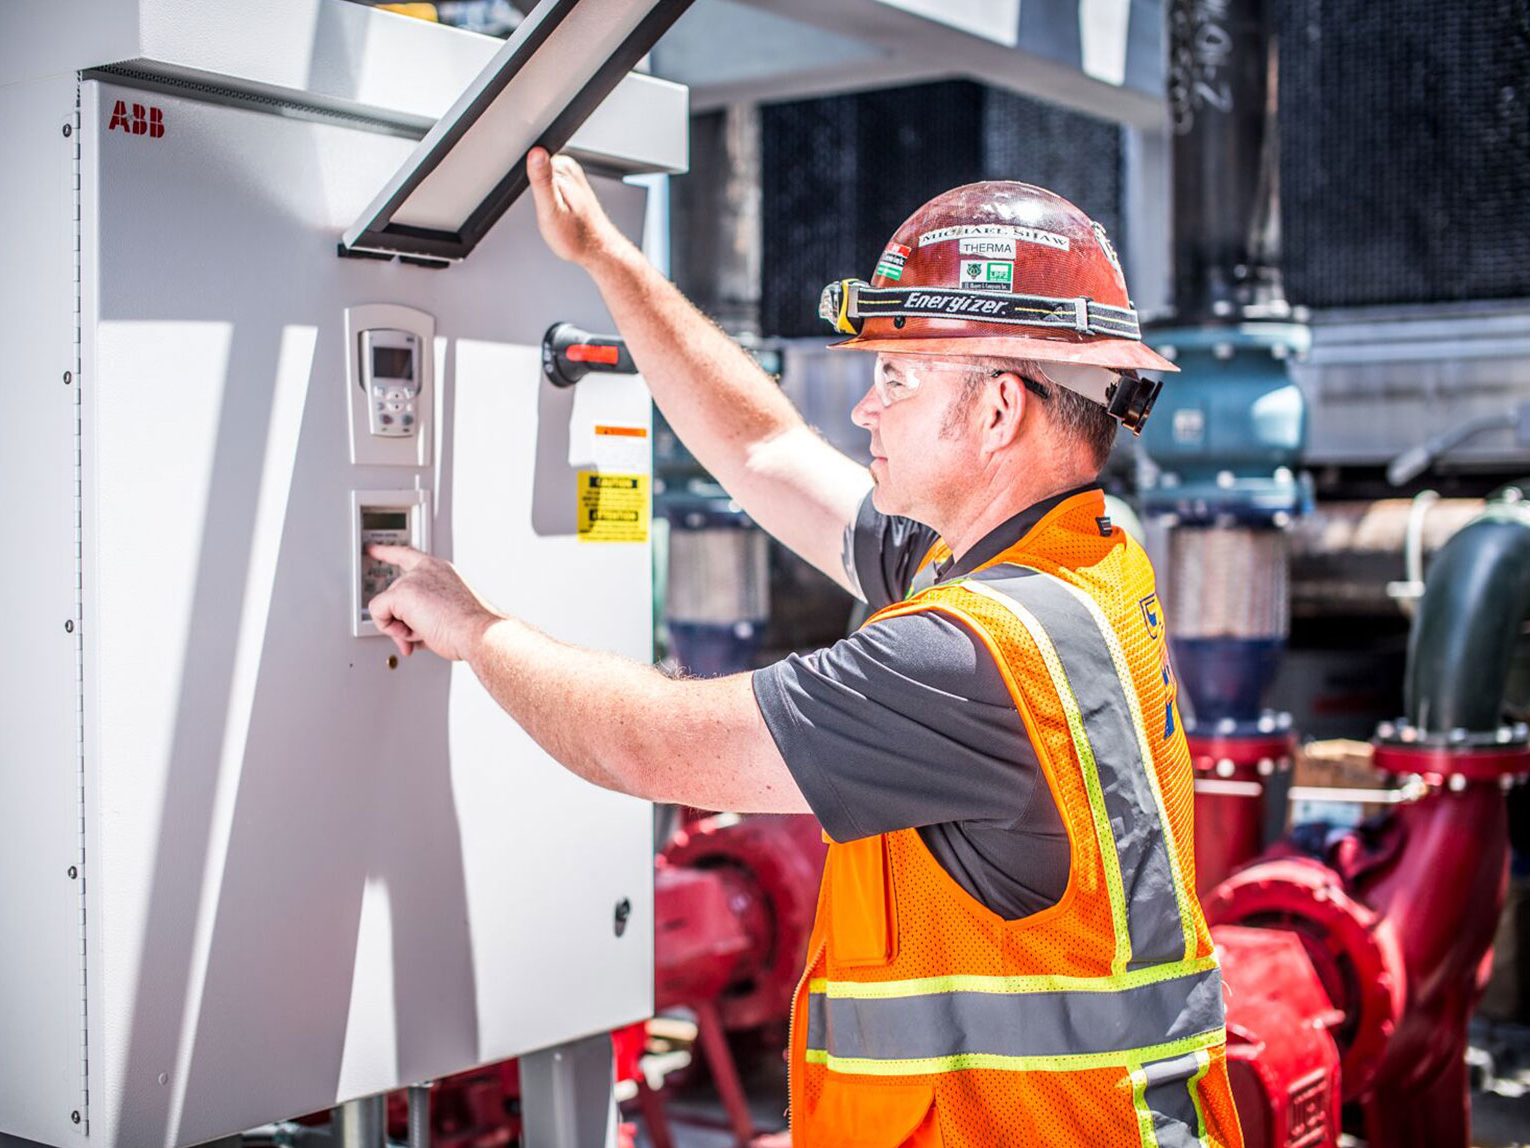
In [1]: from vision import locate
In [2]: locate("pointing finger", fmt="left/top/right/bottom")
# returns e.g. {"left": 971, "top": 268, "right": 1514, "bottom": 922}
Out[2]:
{"left": 367, "top": 543, "right": 425, "bottom": 570}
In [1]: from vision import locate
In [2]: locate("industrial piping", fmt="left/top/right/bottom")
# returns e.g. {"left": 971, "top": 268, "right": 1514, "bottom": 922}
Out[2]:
{"left": 1206, "top": 501, "right": 1530, "bottom": 1147}
{"left": 1399, "top": 505, "right": 1530, "bottom": 735}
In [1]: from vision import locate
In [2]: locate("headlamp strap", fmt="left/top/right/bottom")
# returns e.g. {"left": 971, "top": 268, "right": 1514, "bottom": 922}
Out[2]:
{"left": 819, "top": 280, "right": 1143, "bottom": 341}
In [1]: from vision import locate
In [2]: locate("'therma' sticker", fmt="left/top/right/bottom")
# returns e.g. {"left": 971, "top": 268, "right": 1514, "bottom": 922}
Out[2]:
{"left": 959, "top": 236, "right": 1016, "bottom": 258}
{"left": 959, "top": 260, "right": 1013, "bottom": 292}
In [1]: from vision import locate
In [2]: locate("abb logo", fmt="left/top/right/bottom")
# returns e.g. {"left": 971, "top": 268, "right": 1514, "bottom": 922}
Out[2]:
{"left": 107, "top": 100, "right": 165, "bottom": 138}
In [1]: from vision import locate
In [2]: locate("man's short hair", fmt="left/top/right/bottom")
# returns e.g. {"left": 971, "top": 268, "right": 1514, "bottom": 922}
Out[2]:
{"left": 956, "top": 356, "right": 1118, "bottom": 471}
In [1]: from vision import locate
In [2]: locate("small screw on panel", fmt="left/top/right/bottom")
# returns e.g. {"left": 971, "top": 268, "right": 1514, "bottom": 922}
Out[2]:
{"left": 67, "top": 866, "right": 78, "bottom": 880}
{"left": 63, "top": 371, "right": 73, "bottom": 385}
{"left": 613, "top": 898, "right": 632, "bottom": 938}
{"left": 64, "top": 620, "right": 74, "bottom": 634}
{"left": 62, "top": 124, "right": 72, "bottom": 138}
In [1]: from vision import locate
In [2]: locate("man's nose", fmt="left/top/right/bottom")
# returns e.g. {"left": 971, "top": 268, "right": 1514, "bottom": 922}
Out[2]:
{"left": 851, "top": 384, "right": 880, "bottom": 430}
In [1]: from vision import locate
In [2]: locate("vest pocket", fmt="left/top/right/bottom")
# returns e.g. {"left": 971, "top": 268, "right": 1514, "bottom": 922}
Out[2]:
{"left": 828, "top": 834, "right": 898, "bottom": 967}
{"left": 811, "top": 1078, "right": 940, "bottom": 1148}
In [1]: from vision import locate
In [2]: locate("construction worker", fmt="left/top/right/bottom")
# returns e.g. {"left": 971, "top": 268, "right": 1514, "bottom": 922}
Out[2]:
{"left": 368, "top": 147, "right": 1243, "bottom": 1147}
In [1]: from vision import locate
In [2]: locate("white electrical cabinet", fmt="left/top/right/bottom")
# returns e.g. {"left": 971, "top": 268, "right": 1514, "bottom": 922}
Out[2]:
{"left": 0, "top": 4, "right": 684, "bottom": 1145}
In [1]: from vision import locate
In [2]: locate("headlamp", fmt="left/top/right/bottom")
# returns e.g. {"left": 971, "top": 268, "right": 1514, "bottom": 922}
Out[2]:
{"left": 818, "top": 279, "right": 865, "bottom": 336}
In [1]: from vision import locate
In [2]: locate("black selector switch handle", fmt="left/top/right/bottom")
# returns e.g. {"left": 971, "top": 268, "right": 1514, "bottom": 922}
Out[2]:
{"left": 542, "top": 322, "right": 636, "bottom": 387}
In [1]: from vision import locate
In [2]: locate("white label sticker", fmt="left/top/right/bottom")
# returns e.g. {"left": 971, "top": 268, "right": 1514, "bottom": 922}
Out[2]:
{"left": 919, "top": 223, "right": 1070, "bottom": 252}
{"left": 959, "top": 259, "right": 1014, "bottom": 292}
{"left": 959, "top": 237, "right": 1017, "bottom": 258}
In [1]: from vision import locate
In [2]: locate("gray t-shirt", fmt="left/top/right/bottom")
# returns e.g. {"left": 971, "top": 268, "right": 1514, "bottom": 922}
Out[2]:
{"left": 751, "top": 488, "right": 1097, "bottom": 920}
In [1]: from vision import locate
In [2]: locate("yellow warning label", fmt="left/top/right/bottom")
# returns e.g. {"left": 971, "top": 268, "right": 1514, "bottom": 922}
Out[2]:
{"left": 576, "top": 471, "right": 650, "bottom": 543}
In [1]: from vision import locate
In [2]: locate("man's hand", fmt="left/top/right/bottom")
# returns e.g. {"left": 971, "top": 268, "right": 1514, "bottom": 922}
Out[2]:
{"left": 527, "top": 146, "right": 628, "bottom": 269}
{"left": 366, "top": 545, "right": 503, "bottom": 662}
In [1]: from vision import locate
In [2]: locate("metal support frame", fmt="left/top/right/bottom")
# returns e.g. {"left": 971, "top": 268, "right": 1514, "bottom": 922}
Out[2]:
{"left": 520, "top": 1034, "right": 618, "bottom": 1148}
{"left": 333, "top": 1097, "right": 386, "bottom": 1148}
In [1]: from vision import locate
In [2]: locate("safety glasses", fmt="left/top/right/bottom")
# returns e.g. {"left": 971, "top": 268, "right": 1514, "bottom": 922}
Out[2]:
{"left": 870, "top": 356, "right": 1054, "bottom": 409}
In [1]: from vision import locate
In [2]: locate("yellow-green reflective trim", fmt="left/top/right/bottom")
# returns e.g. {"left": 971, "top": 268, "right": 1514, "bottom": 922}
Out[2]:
{"left": 806, "top": 952, "right": 1219, "bottom": 1000}
{"left": 802, "top": 1028, "right": 1226, "bottom": 1077}
{"left": 959, "top": 579, "right": 1133, "bottom": 975}
{"left": 1015, "top": 566, "right": 1199, "bottom": 963}
{"left": 1188, "top": 1048, "right": 1212, "bottom": 1145}
{"left": 1131, "top": 1066, "right": 1161, "bottom": 1148}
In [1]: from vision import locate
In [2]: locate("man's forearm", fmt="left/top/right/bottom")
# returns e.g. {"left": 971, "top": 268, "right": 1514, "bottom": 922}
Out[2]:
{"left": 463, "top": 615, "right": 663, "bottom": 796}
{"left": 458, "top": 613, "right": 809, "bottom": 815}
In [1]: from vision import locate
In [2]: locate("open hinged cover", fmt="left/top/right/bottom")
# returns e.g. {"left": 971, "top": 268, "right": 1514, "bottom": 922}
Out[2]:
{"left": 341, "top": 0, "right": 694, "bottom": 263}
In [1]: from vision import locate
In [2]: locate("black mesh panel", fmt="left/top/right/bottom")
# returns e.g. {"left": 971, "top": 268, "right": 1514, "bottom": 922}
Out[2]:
{"left": 1279, "top": 0, "right": 1530, "bottom": 307}
{"left": 761, "top": 82, "right": 1123, "bottom": 337}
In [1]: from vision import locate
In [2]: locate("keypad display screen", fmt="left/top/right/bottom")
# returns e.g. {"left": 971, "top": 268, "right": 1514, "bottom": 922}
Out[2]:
{"left": 362, "top": 511, "right": 409, "bottom": 531}
{"left": 371, "top": 345, "right": 414, "bottom": 380}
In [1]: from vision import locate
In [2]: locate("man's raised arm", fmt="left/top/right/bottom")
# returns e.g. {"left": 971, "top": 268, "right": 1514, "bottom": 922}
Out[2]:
{"left": 527, "top": 148, "right": 872, "bottom": 597}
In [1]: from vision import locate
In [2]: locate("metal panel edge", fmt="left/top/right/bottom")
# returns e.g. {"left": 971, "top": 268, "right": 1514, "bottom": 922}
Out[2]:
{"left": 78, "top": 81, "right": 109, "bottom": 1148}
{"left": 0, "top": 71, "right": 92, "bottom": 1147}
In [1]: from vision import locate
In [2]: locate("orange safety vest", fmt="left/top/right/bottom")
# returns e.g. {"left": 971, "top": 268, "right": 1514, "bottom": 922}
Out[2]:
{"left": 788, "top": 490, "right": 1243, "bottom": 1147}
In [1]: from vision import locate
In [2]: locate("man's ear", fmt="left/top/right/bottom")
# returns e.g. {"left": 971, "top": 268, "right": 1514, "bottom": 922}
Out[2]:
{"left": 984, "top": 372, "right": 1030, "bottom": 452}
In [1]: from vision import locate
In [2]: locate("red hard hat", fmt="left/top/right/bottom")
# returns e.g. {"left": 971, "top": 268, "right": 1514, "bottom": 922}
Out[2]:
{"left": 821, "top": 181, "right": 1176, "bottom": 376}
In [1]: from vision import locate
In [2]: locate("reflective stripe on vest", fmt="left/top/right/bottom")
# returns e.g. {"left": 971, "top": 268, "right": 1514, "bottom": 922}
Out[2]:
{"left": 1131, "top": 1049, "right": 1214, "bottom": 1148}
{"left": 803, "top": 961, "right": 1224, "bottom": 1073}
{"left": 962, "top": 567, "right": 1197, "bottom": 968}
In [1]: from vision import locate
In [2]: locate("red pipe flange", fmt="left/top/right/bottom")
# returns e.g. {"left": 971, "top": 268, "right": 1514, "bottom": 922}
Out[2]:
{"left": 1204, "top": 855, "right": 1406, "bottom": 1100}
{"left": 661, "top": 813, "right": 827, "bottom": 1030}
{"left": 1371, "top": 741, "right": 1530, "bottom": 782}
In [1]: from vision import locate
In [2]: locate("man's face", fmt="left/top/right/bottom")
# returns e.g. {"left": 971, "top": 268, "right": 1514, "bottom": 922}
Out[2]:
{"left": 850, "top": 354, "right": 983, "bottom": 522}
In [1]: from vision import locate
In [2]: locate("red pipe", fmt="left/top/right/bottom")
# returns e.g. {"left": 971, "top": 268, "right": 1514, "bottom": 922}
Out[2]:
{"left": 1351, "top": 782, "right": 1508, "bottom": 1146}
{"left": 1205, "top": 760, "right": 1516, "bottom": 1147}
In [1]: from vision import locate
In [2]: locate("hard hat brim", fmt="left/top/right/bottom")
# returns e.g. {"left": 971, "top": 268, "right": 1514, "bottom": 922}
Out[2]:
{"left": 829, "top": 332, "right": 1179, "bottom": 373}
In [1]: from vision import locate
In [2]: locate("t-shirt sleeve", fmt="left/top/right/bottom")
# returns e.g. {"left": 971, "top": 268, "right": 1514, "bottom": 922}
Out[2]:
{"left": 751, "top": 608, "right": 1047, "bottom": 844}
{"left": 844, "top": 491, "right": 941, "bottom": 611}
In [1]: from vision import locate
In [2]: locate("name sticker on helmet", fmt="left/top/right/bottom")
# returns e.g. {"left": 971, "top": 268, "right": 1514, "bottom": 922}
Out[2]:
{"left": 918, "top": 224, "right": 1070, "bottom": 252}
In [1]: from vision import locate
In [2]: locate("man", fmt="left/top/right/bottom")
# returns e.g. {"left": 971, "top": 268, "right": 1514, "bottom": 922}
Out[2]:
{"left": 369, "top": 147, "right": 1243, "bottom": 1147}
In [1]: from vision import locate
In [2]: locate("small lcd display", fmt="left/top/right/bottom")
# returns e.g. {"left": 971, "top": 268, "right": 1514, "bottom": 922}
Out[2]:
{"left": 362, "top": 511, "right": 409, "bottom": 531}
{"left": 371, "top": 346, "right": 414, "bottom": 380}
